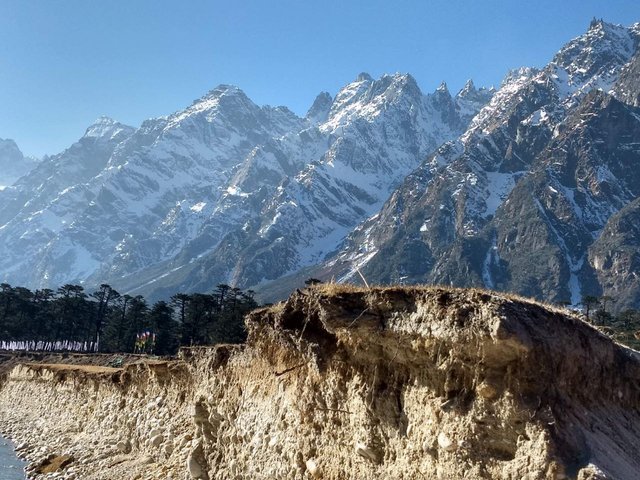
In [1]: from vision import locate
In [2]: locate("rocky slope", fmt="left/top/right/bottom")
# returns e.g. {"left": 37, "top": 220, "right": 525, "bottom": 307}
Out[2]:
{"left": 1, "top": 285, "right": 639, "bottom": 479}
{"left": 302, "top": 20, "right": 640, "bottom": 312}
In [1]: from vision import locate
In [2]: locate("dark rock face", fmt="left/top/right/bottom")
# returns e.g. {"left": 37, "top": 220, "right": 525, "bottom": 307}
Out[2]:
{"left": 616, "top": 50, "right": 640, "bottom": 106}
{"left": 589, "top": 198, "right": 640, "bottom": 310}
{"left": 306, "top": 91, "right": 333, "bottom": 124}
{"left": 306, "top": 22, "right": 640, "bottom": 312}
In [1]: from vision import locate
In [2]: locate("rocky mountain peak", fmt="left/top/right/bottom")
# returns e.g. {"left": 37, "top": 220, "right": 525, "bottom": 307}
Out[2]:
{"left": 306, "top": 91, "right": 333, "bottom": 124}
{"left": 435, "top": 81, "right": 450, "bottom": 95}
{"left": 326, "top": 73, "right": 425, "bottom": 130}
{"left": 500, "top": 67, "right": 539, "bottom": 88}
{"left": 458, "top": 79, "right": 476, "bottom": 96}
{"left": 164, "top": 84, "right": 299, "bottom": 138}
{"left": 453, "top": 80, "right": 495, "bottom": 126}
{"left": 87, "top": 118, "right": 132, "bottom": 147}
{"left": 0, "top": 138, "right": 22, "bottom": 159}
{"left": 355, "top": 72, "right": 373, "bottom": 82}
{"left": 185, "top": 84, "right": 253, "bottom": 113}
{"left": 372, "top": 73, "right": 422, "bottom": 100}
{"left": 589, "top": 17, "right": 604, "bottom": 30}
{"left": 550, "top": 20, "right": 638, "bottom": 87}
{"left": 429, "top": 81, "right": 458, "bottom": 121}
{"left": 456, "top": 79, "right": 495, "bottom": 106}
{"left": 202, "top": 84, "right": 244, "bottom": 98}
{"left": 83, "top": 116, "right": 132, "bottom": 140}
{"left": 0, "top": 138, "right": 36, "bottom": 188}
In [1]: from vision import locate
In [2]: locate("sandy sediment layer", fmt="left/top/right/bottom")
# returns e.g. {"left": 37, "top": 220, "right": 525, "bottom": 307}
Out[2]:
{"left": 0, "top": 285, "right": 639, "bottom": 479}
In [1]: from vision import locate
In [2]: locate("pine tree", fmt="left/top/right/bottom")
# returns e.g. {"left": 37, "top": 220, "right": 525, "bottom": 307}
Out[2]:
{"left": 91, "top": 284, "right": 120, "bottom": 350}
{"left": 148, "top": 301, "right": 179, "bottom": 355}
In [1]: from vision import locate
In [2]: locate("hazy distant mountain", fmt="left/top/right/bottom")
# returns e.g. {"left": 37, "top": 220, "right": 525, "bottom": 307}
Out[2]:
{"left": 0, "top": 138, "right": 38, "bottom": 188}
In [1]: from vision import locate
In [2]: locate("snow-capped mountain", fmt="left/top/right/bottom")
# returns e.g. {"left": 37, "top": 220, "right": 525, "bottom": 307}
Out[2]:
{"left": 106, "top": 73, "right": 491, "bottom": 297}
{"left": 307, "top": 19, "right": 640, "bottom": 312}
{"left": 0, "top": 73, "right": 490, "bottom": 297}
{"left": 0, "top": 139, "right": 38, "bottom": 189}
{"left": 3, "top": 19, "right": 639, "bottom": 312}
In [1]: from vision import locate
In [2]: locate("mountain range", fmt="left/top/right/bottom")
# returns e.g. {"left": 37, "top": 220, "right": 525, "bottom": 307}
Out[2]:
{"left": 1, "top": 19, "right": 639, "bottom": 312}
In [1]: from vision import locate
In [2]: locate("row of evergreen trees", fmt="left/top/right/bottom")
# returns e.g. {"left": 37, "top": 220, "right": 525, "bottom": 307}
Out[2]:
{"left": 576, "top": 294, "right": 640, "bottom": 350}
{"left": 0, "top": 282, "right": 257, "bottom": 355}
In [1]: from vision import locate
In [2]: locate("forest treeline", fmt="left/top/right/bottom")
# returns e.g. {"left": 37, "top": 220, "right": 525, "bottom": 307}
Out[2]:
{"left": 0, "top": 282, "right": 258, "bottom": 355}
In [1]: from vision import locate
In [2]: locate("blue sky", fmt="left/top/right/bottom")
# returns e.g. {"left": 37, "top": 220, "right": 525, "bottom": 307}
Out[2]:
{"left": 0, "top": 0, "right": 638, "bottom": 157}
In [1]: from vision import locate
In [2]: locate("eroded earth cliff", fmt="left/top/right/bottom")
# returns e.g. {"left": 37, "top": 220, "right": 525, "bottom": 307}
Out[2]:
{"left": 1, "top": 286, "right": 639, "bottom": 479}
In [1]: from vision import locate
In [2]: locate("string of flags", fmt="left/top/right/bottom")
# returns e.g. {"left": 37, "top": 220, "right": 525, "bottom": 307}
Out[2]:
{"left": 0, "top": 340, "right": 96, "bottom": 352}
{"left": 134, "top": 331, "right": 156, "bottom": 354}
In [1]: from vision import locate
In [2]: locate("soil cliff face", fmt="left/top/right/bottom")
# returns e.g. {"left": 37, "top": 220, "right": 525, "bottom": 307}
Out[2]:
{"left": 1, "top": 286, "right": 639, "bottom": 479}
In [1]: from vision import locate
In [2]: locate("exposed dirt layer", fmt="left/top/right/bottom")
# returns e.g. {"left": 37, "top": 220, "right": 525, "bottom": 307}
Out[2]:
{"left": 0, "top": 285, "right": 639, "bottom": 479}
{"left": 0, "top": 352, "right": 148, "bottom": 376}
